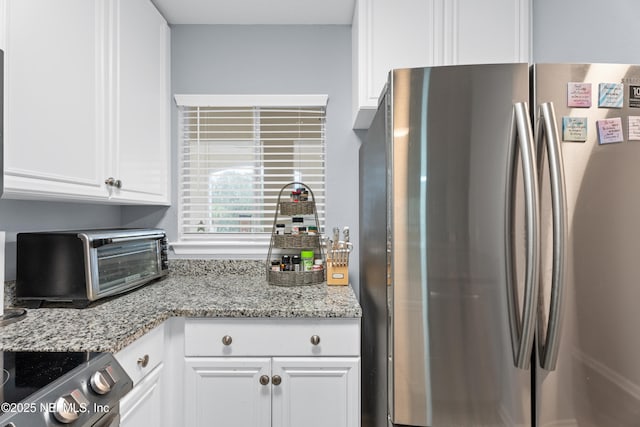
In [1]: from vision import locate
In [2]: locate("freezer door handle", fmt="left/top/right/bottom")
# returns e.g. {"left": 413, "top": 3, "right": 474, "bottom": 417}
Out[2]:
{"left": 535, "top": 102, "right": 568, "bottom": 371}
{"left": 506, "top": 102, "right": 541, "bottom": 369}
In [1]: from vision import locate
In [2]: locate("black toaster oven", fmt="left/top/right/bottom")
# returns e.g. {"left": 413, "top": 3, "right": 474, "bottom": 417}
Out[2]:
{"left": 16, "top": 228, "right": 169, "bottom": 307}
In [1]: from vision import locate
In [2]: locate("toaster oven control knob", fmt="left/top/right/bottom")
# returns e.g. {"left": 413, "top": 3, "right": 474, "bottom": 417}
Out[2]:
{"left": 90, "top": 368, "right": 117, "bottom": 395}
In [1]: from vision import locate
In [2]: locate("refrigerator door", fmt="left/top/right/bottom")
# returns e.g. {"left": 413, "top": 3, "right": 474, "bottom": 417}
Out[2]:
{"left": 360, "top": 90, "right": 392, "bottom": 427}
{"left": 388, "top": 64, "right": 532, "bottom": 426}
{"left": 534, "top": 63, "right": 640, "bottom": 426}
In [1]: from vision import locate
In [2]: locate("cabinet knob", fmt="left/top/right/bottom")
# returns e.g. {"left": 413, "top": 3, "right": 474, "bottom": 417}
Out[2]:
{"left": 137, "top": 354, "right": 150, "bottom": 368}
{"left": 104, "top": 177, "right": 122, "bottom": 189}
{"left": 259, "top": 375, "right": 270, "bottom": 385}
{"left": 271, "top": 375, "right": 282, "bottom": 386}
{"left": 310, "top": 335, "right": 321, "bottom": 345}
{"left": 222, "top": 335, "right": 233, "bottom": 346}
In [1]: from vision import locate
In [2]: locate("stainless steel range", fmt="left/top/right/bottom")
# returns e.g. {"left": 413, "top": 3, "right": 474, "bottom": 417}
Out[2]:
{"left": 0, "top": 352, "right": 132, "bottom": 426}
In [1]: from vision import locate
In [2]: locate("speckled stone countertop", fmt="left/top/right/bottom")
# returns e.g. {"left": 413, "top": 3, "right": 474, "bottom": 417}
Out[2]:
{"left": 0, "top": 260, "right": 361, "bottom": 353}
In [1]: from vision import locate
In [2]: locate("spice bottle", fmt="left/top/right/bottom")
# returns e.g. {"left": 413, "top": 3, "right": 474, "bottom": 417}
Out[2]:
{"left": 292, "top": 255, "right": 302, "bottom": 272}
{"left": 300, "top": 250, "right": 314, "bottom": 272}
{"left": 281, "top": 255, "right": 291, "bottom": 271}
{"left": 291, "top": 217, "right": 304, "bottom": 235}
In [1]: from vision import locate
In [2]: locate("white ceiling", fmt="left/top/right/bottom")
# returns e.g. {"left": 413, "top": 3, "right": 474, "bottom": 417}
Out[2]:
{"left": 151, "top": 0, "right": 356, "bottom": 25}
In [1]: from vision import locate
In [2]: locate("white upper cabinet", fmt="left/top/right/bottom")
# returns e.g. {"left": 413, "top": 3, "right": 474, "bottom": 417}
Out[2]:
{"left": 1, "top": 0, "right": 170, "bottom": 205}
{"left": 352, "top": 0, "right": 530, "bottom": 129}
{"left": 351, "top": 0, "right": 434, "bottom": 128}
{"left": 2, "top": 0, "right": 109, "bottom": 201}
{"left": 109, "top": 0, "right": 170, "bottom": 204}
{"left": 447, "top": 0, "right": 530, "bottom": 66}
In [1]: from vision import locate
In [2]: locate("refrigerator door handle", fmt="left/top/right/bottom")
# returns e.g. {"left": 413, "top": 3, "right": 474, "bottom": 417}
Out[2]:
{"left": 535, "top": 102, "right": 568, "bottom": 371}
{"left": 506, "top": 102, "right": 541, "bottom": 369}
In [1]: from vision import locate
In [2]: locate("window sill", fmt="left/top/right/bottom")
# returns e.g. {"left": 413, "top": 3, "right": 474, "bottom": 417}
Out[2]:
{"left": 170, "top": 237, "right": 270, "bottom": 258}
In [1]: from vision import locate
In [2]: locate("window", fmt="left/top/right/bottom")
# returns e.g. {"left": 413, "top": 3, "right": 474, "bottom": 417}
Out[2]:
{"left": 173, "top": 95, "right": 327, "bottom": 257}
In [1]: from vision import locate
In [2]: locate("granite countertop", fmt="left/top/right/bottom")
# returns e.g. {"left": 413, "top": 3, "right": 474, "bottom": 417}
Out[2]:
{"left": 0, "top": 260, "right": 361, "bottom": 353}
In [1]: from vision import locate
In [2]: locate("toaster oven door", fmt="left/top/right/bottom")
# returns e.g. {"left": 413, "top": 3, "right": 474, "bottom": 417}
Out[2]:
{"left": 90, "top": 237, "right": 165, "bottom": 299}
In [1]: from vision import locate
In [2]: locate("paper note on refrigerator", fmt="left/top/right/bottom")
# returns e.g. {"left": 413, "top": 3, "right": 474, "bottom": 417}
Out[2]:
{"left": 628, "top": 116, "right": 640, "bottom": 140}
{"left": 630, "top": 86, "right": 640, "bottom": 108}
{"left": 596, "top": 117, "right": 624, "bottom": 144}
{"left": 567, "top": 82, "right": 592, "bottom": 107}
{"left": 562, "top": 117, "right": 588, "bottom": 142}
{"left": 598, "top": 83, "right": 624, "bottom": 108}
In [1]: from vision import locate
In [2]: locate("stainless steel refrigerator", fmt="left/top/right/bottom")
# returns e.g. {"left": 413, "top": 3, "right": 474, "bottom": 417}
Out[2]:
{"left": 360, "top": 63, "right": 640, "bottom": 427}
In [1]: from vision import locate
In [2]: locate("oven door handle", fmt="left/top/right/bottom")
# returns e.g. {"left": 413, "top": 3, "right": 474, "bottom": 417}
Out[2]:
{"left": 91, "top": 233, "right": 166, "bottom": 248}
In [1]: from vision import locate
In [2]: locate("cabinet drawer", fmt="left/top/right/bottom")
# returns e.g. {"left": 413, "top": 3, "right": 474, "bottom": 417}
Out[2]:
{"left": 115, "top": 323, "right": 165, "bottom": 385}
{"left": 184, "top": 318, "right": 360, "bottom": 357}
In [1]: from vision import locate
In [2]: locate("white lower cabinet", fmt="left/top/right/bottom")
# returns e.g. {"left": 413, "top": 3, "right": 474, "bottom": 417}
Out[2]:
{"left": 120, "top": 363, "right": 164, "bottom": 427}
{"left": 184, "top": 357, "right": 359, "bottom": 427}
{"left": 272, "top": 357, "right": 360, "bottom": 427}
{"left": 113, "top": 318, "right": 361, "bottom": 427}
{"left": 183, "top": 318, "right": 361, "bottom": 427}
{"left": 115, "top": 324, "right": 166, "bottom": 427}
{"left": 184, "top": 357, "right": 272, "bottom": 427}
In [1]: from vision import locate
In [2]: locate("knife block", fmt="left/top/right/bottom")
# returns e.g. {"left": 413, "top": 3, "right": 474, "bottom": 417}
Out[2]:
{"left": 327, "top": 261, "right": 349, "bottom": 286}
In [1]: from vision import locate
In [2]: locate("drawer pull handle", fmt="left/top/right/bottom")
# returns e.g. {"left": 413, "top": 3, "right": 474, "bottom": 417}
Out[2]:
{"left": 259, "top": 375, "right": 270, "bottom": 385}
{"left": 272, "top": 375, "right": 282, "bottom": 386}
{"left": 137, "top": 354, "right": 150, "bottom": 368}
{"left": 310, "top": 335, "right": 321, "bottom": 345}
{"left": 222, "top": 335, "right": 233, "bottom": 346}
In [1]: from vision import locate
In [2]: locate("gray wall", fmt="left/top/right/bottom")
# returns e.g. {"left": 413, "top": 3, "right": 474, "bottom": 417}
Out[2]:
{"left": 0, "top": 200, "right": 121, "bottom": 280}
{"left": 533, "top": 0, "right": 640, "bottom": 63}
{"left": 122, "top": 24, "right": 362, "bottom": 296}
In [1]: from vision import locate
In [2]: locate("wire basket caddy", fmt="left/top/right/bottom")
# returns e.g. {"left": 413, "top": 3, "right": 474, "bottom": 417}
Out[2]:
{"left": 266, "top": 182, "right": 325, "bottom": 286}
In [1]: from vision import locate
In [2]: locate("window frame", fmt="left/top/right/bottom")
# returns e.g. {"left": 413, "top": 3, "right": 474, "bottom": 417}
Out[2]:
{"left": 172, "top": 94, "right": 328, "bottom": 258}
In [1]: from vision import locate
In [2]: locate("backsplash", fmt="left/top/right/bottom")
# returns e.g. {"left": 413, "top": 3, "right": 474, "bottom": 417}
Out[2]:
{"left": 4, "top": 281, "right": 15, "bottom": 308}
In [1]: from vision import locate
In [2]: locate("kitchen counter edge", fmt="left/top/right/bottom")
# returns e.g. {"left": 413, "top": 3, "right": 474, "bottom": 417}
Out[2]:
{"left": 0, "top": 270, "right": 361, "bottom": 353}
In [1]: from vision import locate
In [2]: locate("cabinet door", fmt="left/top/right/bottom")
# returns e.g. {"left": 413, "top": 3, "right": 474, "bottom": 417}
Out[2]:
{"left": 120, "top": 363, "right": 164, "bottom": 427}
{"left": 184, "top": 357, "right": 271, "bottom": 427}
{"left": 3, "top": 0, "right": 109, "bottom": 201}
{"left": 352, "top": 0, "right": 434, "bottom": 128}
{"left": 109, "top": 0, "right": 170, "bottom": 205}
{"left": 272, "top": 357, "right": 360, "bottom": 427}
{"left": 451, "top": 0, "right": 530, "bottom": 65}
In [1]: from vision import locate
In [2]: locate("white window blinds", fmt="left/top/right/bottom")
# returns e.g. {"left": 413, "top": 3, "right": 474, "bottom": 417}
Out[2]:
{"left": 177, "top": 100, "right": 326, "bottom": 241}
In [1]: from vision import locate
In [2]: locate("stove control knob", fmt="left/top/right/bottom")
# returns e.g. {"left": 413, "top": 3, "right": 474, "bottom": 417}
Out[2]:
{"left": 90, "top": 366, "right": 117, "bottom": 395}
{"left": 53, "top": 389, "right": 89, "bottom": 424}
